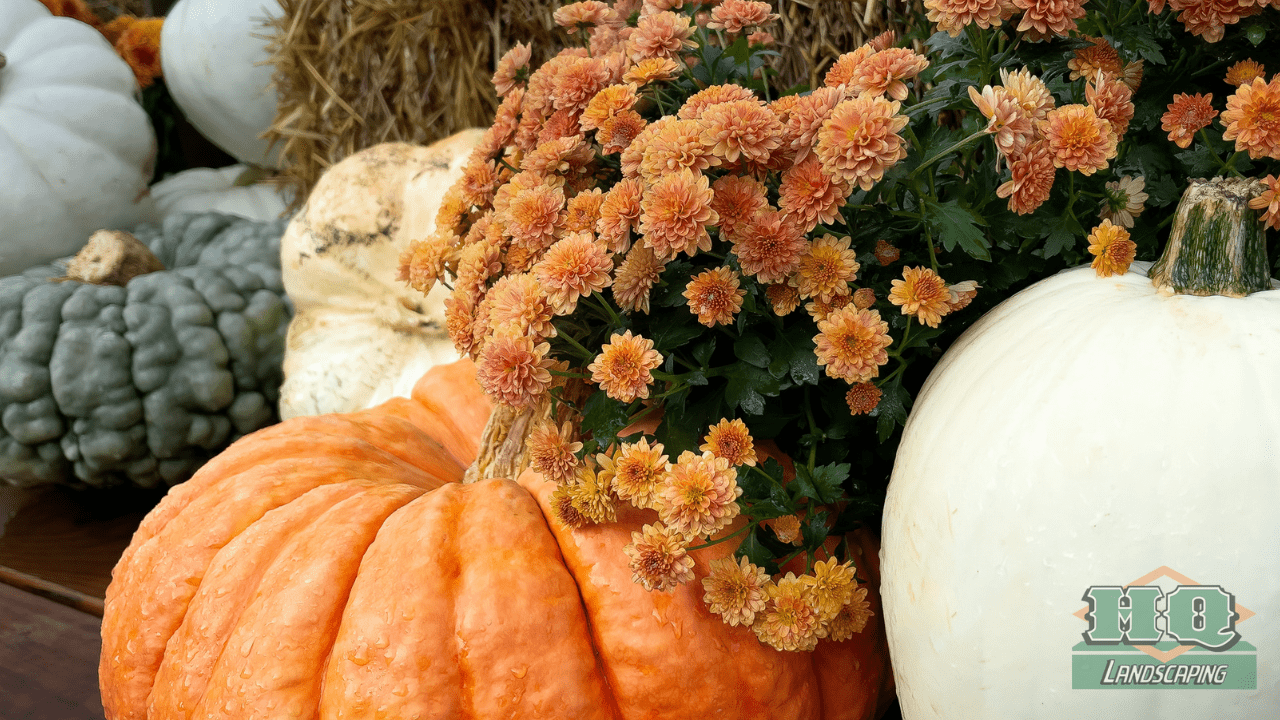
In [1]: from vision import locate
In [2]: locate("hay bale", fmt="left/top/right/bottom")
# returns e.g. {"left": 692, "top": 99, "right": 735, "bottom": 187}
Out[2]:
{"left": 265, "top": 0, "right": 908, "bottom": 204}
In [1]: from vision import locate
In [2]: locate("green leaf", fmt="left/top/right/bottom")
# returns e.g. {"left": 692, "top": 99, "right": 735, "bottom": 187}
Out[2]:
{"left": 791, "top": 463, "right": 850, "bottom": 505}
{"left": 872, "top": 378, "right": 910, "bottom": 442}
{"left": 926, "top": 199, "right": 991, "bottom": 261}
{"left": 1042, "top": 214, "right": 1084, "bottom": 259}
{"left": 724, "top": 365, "right": 781, "bottom": 415}
{"left": 649, "top": 314, "right": 704, "bottom": 351}
{"left": 691, "top": 336, "right": 717, "bottom": 367}
{"left": 1175, "top": 144, "right": 1220, "bottom": 178}
{"left": 766, "top": 322, "right": 821, "bottom": 386}
{"left": 1246, "top": 23, "right": 1267, "bottom": 46}
{"left": 733, "top": 334, "right": 771, "bottom": 368}
{"left": 737, "top": 529, "right": 779, "bottom": 574}
{"left": 582, "top": 391, "right": 632, "bottom": 445}
{"left": 801, "top": 510, "right": 832, "bottom": 550}
{"left": 925, "top": 30, "right": 966, "bottom": 59}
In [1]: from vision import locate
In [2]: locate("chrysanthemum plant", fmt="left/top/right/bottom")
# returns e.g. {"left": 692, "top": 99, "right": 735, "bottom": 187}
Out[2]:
{"left": 400, "top": 0, "right": 1279, "bottom": 651}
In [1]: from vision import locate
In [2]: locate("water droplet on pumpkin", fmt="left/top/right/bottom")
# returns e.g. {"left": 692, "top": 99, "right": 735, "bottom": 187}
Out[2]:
{"left": 511, "top": 666, "right": 528, "bottom": 679}
{"left": 240, "top": 668, "right": 253, "bottom": 679}
{"left": 392, "top": 684, "right": 409, "bottom": 697}
{"left": 349, "top": 643, "right": 371, "bottom": 666}
{"left": 240, "top": 638, "right": 255, "bottom": 655}
{"left": 373, "top": 634, "right": 389, "bottom": 649}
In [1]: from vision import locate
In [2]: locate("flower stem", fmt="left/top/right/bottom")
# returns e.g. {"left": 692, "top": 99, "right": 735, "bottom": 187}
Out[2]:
{"left": 687, "top": 522, "right": 754, "bottom": 551}
{"left": 556, "top": 329, "right": 595, "bottom": 360}
{"left": 908, "top": 129, "right": 989, "bottom": 181}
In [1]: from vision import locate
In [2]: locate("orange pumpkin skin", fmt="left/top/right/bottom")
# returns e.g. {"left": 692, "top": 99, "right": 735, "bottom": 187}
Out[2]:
{"left": 100, "top": 359, "right": 893, "bottom": 720}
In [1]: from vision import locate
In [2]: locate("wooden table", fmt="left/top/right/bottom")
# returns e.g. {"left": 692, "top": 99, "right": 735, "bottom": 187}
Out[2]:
{"left": 0, "top": 485, "right": 160, "bottom": 720}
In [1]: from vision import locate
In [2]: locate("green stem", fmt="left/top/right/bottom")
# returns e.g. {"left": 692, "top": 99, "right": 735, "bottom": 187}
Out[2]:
{"left": 687, "top": 522, "right": 755, "bottom": 551}
{"left": 804, "top": 388, "right": 818, "bottom": 472}
{"left": 908, "top": 129, "right": 989, "bottom": 181}
{"left": 548, "top": 369, "right": 590, "bottom": 379}
{"left": 556, "top": 329, "right": 595, "bottom": 360}
{"left": 589, "top": 292, "right": 623, "bottom": 327}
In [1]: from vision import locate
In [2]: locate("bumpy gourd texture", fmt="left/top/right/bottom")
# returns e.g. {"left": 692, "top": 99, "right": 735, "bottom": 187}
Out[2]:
{"left": 100, "top": 361, "right": 894, "bottom": 720}
{"left": 0, "top": 213, "right": 291, "bottom": 488}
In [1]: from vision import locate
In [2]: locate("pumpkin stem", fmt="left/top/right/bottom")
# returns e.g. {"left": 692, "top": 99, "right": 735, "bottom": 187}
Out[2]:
{"left": 1148, "top": 177, "right": 1271, "bottom": 298}
{"left": 464, "top": 402, "right": 549, "bottom": 484}
{"left": 63, "top": 230, "right": 165, "bottom": 286}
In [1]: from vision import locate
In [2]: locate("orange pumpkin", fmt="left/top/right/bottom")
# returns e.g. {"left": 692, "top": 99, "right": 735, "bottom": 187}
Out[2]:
{"left": 99, "top": 360, "right": 894, "bottom": 720}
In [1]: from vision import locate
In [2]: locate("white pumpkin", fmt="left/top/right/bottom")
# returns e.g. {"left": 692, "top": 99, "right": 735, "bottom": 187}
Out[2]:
{"left": 278, "top": 130, "right": 483, "bottom": 420}
{"left": 0, "top": 0, "right": 157, "bottom": 275}
{"left": 150, "top": 164, "right": 292, "bottom": 222}
{"left": 882, "top": 178, "right": 1279, "bottom": 717}
{"left": 160, "top": 0, "right": 281, "bottom": 167}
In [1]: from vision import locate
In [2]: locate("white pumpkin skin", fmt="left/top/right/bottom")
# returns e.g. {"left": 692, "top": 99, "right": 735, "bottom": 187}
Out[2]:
{"left": 0, "top": 0, "right": 157, "bottom": 275}
{"left": 278, "top": 131, "right": 483, "bottom": 419}
{"left": 882, "top": 260, "right": 1280, "bottom": 717}
{"left": 160, "top": 0, "right": 281, "bottom": 167}
{"left": 150, "top": 164, "right": 291, "bottom": 222}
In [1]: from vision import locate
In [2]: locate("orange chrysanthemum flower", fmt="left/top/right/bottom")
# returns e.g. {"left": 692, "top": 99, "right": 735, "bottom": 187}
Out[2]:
{"left": 475, "top": 332, "right": 556, "bottom": 408}
{"left": 398, "top": 231, "right": 454, "bottom": 294}
{"left": 679, "top": 84, "right": 760, "bottom": 120}
{"left": 114, "top": 17, "right": 164, "bottom": 89}
{"left": 710, "top": 174, "right": 769, "bottom": 242}
{"left": 809, "top": 558, "right": 857, "bottom": 622}
{"left": 598, "top": 109, "right": 648, "bottom": 155}
{"left": 1099, "top": 175, "right": 1148, "bottom": 228}
{"left": 826, "top": 587, "right": 874, "bottom": 640}
{"left": 805, "top": 290, "right": 855, "bottom": 322}
{"left": 997, "top": 141, "right": 1056, "bottom": 215}
{"left": 501, "top": 181, "right": 565, "bottom": 248}
{"left": 1086, "top": 73, "right": 1135, "bottom": 138}
{"left": 623, "top": 56, "right": 682, "bottom": 85}
{"left": 493, "top": 42, "right": 532, "bottom": 96}
{"left": 639, "top": 168, "right": 719, "bottom": 260}
{"left": 846, "top": 383, "right": 882, "bottom": 415}
{"left": 551, "top": 56, "right": 614, "bottom": 115}
{"left": 824, "top": 46, "right": 874, "bottom": 88}
{"left": 851, "top": 48, "right": 930, "bottom": 101}
{"left": 1012, "top": 0, "right": 1087, "bottom": 38}
{"left": 612, "top": 245, "right": 666, "bottom": 313}
{"left": 641, "top": 118, "right": 719, "bottom": 182}
{"left": 567, "top": 463, "right": 618, "bottom": 524}
{"left": 628, "top": 11, "right": 697, "bottom": 62}
{"left": 766, "top": 282, "right": 802, "bottom": 316}
{"left": 889, "top": 266, "right": 953, "bottom": 328}
{"left": 1067, "top": 37, "right": 1122, "bottom": 81}
{"left": 581, "top": 83, "right": 640, "bottom": 131}
{"left": 778, "top": 155, "right": 850, "bottom": 233}
{"left": 1172, "top": 0, "right": 1260, "bottom": 43}
{"left": 700, "top": 100, "right": 785, "bottom": 164}
{"left": 456, "top": 157, "right": 500, "bottom": 210}
{"left": 1161, "top": 93, "right": 1217, "bottom": 149}
{"left": 1087, "top": 219, "right": 1137, "bottom": 277}
{"left": 924, "top": 0, "right": 1004, "bottom": 36}
{"left": 554, "top": 0, "right": 614, "bottom": 28}
{"left": 563, "top": 188, "right": 606, "bottom": 233}
{"left": 1000, "top": 67, "right": 1055, "bottom": 123}
{"left": 813, "top": 306, "right": 893, "bottom": 383}
{"left": 1221, "top": 77, "right": 1280, "bottom": 160}
{"left": 1250, "top": 174, "right": 1280, "bottom": 231}
{"left": 702, "top": 556, "right": 771, "bottom": 627}
{"left": 874, "top": 239, "right": 900, "bottom": 265}
{"left": 528, "top": 421, "right": 583, "bottom": 482}
{"left": 754, "top": 574, "right": 822, "bottom": 652}
{"left": 597, "top": 178, "right": 645, "bottom": 253}
{"left": 815, "top": 95, "right": 910, "bottom": 190}
{"left": 706, "top": 0, "right": 779, "bottom": 33}
{"left": 783, "top": 87, "right": 845, "bottom": 162}
{"left": 1225, "top": 60, "right": 1266, "bottom": 87}
{"left": 444, "top": 291, "right": 478, "bottom": 358}
{"left": 853, "top": 287, "right": 877, "bottom": 310}
{"left": 767, "top": 515, "right": 803, "bottom": 544}
{"left": 733, "top": 209, "right": 807, "bottom": 284}
{"left": 700, "top": 418, "right": 758, "bottom": 467}
{"left": 534, "top": 233, "right": 613, "bottom": 314}
{"left": 625, "top": 523, "right": 695, "bottom": 591}
{"left": 550, "top": 485, "right": 589, "bottom": 528}
{"left": 483, "top": 273, "right": 558, "bottom": 340}
{"left": 791, "top": 234, "right": 859, "bottom": 302}
{"left": 454, "top": 236, "right": 504, "bottom": 306}
{"left": 1039, "top": 104, "right": 1117, "bottom": 175}
{"left": 684, "top": 266, "right": 747, "bottom": 326}
{"left": 656, "top": 450, "right": 743, "bottom": 538}
{"left": 608, "top": 438, "right": 670, "bottom": 509}
{"left": 523, "top": 136, "right": 594, "bottom": 177}
{"left": 41, "top": 0, "right": 101, "bottom": 27}
{"left": 946, "top": 281, "right": 980, "bottom": 311}
{"left": 969, "top": 84, "right": 1035, "bottom": 160}
{"left": 589, "top": 330, "right": 663, "bottom": 403}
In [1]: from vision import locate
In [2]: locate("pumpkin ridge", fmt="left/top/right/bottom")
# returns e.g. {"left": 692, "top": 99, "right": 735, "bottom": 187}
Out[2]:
{"left": 191, "top": 483, "right": 424, "bottom": 719}
{"left": 147, "top": 480, "right": 381, "bottom": 719}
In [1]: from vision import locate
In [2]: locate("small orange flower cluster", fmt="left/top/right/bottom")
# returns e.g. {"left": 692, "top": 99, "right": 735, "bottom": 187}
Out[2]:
{"left": 925, "top": 0, "right": 1092, "bottom": 39}
{"left": 972, "top": 63, "right": 1129, "bottom": 215}
{"left": 1161, "top": 69, "right": 1280, "bottom": 161}
{"left": 534, "top": 415, "right": 875, "bottom": 652}
{"left": 1148, "top": 0, "right": 1273, "bottom": 43}
{"left": 35, "top": 1, "right": 164, "bottom": 90}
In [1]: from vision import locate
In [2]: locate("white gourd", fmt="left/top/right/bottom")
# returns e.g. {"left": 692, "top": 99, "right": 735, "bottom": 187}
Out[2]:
{"left": 278, "top": 130, "right": 483, "bottom": 420}
{"left": 0, "top": 0, "right": 157, "bottom": 275}
{"left": 150, "top": 164, "right": 291, "bottom": 223}
{"left": 160, "top": 0, "right": 281, "bottom": 167}
{"left": 882, "top": 178, "right": 1279, "bottom": 718}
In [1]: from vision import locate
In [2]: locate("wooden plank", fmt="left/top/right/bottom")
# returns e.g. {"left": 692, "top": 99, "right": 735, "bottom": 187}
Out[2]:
{"left": 0, "top": 582, "right": 105, "bottom": 720}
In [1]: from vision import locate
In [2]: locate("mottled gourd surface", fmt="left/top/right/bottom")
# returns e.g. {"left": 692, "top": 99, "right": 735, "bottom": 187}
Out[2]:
{"left": 0, "top": 213, "right": 291, "bottom": 488}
